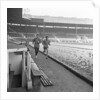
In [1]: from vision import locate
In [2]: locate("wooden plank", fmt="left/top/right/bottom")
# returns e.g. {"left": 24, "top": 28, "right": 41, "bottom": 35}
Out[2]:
{"left": 41, "top": 76, "right": 48, "bottom": 85}
{"left": 41, "top": 77, "right": 46, "bottom": 86}
{"left": 41, "top": 70, "right": 53, "bottom": 84}
{"left": 40, "top": 70, "right": 53, "bottom": 86}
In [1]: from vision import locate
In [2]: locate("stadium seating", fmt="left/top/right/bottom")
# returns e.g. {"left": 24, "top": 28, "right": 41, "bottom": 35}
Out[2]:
{"left": 7, "top": 24, "right": 93, "bottom": 39}
{"left": 8, "top": 32, "right": 22, "bottom": 37}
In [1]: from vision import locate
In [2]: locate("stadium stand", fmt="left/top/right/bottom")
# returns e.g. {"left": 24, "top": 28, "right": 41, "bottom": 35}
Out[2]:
{"left": 7, "top": 24, "right": 93, "bottom": 39}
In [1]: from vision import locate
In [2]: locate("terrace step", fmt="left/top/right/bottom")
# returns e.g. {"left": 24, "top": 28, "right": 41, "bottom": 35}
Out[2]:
{"left": 9, "top": 71, "right": 14, "bottom": 88}
{"left": 11, "top": 74, "right": 22, "bottom": 88}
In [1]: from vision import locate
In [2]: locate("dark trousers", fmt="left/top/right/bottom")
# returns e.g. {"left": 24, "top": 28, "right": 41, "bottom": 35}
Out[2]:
{"left": 34, "top": 47, "right": 39, "bottom": 56}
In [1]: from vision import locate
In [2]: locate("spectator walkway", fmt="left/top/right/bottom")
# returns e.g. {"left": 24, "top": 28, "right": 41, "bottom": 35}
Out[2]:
{"left": 28, "top": 45, "right": 93, "bottom": 92}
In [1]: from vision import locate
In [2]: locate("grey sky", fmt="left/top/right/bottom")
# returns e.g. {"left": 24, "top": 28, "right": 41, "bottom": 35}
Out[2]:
{"left": 23, "top": 1, "right": 93, "bottom": 19}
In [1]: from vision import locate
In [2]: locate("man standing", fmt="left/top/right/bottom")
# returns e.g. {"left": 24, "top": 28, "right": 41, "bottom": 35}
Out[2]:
{"left": 42, "top": 36, "right": 50, "bottom": 59}
{"left": 33, "top": 34, "right": 41, "bottom": 58}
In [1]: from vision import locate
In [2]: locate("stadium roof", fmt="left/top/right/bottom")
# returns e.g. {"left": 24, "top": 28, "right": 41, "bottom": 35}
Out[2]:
{"left": 8, "top": 15, "right": 93, "bottom": 27}
{"left": 23, "top": 14, "right": 93, "bottom": 25}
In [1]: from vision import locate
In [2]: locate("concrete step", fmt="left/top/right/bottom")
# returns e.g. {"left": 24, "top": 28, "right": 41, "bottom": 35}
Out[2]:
{"left": 11, "top": 75, "right": 22, "bottom": 88}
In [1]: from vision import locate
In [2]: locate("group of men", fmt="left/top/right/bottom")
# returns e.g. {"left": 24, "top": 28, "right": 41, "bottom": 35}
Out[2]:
{"left": 32, "top": 34, "right": 50, "bottom": 59}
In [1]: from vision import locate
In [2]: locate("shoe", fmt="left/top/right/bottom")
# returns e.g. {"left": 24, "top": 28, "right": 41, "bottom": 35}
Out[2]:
{"left": 46, "top": 56, "right": 48, "bottom": 59}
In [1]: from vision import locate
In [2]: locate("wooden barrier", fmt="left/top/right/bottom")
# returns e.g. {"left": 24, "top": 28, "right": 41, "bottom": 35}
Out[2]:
{"left": 26, "top": 51, "right": 33, "bottom": 90}
{"left": 26, "top": 52, "right": 41, "bottom": 90}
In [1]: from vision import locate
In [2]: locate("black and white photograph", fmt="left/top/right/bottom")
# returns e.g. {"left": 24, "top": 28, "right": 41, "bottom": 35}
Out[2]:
{"left": 0, "top": 0, "right": 100, "bottom": 100}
